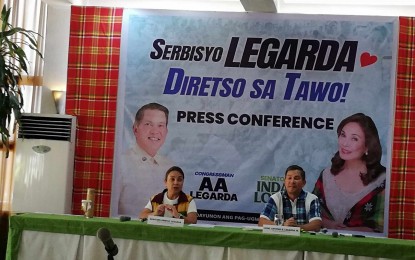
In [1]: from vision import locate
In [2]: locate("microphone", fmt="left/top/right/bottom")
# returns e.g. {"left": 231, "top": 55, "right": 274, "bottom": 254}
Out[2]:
{"left": 332, "top": 231, "right": 365, "bottom": 238}
{"left": 309, "top": 230, "right": 338, "bottom": 237}
{"left": 97, "top": 227, "right": 119, "bottom": 257}
{"left": 339, "top": 232, "right": 366, "bottom": 238}
{"left": 119, "top": 215, "right": 131, "bottom": 222}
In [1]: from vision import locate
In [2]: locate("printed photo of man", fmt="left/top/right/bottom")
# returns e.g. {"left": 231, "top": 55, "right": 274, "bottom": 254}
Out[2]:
{"left": 111, "top": 102, "right": 175, "bottom": 217}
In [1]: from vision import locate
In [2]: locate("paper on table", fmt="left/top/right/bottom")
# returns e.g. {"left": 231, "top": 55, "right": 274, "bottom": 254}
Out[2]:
{"left": 242, "top": 226, "right": 263, "bottom": 231}
{"left": 189, "top": 223, "right": 215, "bottom": 228}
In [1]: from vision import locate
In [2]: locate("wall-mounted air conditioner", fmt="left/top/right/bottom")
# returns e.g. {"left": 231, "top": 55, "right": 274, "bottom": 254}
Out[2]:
{"left": 12, "top": 113, "right": 76, "bottom": 214}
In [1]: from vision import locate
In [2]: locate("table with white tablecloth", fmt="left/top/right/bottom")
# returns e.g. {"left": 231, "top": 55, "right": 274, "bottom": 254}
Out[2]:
{"left": 6, "top": 213, "right": 415, "bottom": 260}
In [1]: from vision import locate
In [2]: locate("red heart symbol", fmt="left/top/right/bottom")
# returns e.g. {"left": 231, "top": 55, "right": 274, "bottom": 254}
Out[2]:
{"left": 360, "top": 52, "right": 377, "bottom": 67}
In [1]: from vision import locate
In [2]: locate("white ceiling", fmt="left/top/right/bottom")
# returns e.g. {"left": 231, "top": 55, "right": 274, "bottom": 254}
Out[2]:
{"left": 43, "top": 0, "right": 415, "bottom": 16}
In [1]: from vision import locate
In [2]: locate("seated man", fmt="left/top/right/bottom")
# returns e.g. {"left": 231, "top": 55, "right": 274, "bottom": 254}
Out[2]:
{"left": 258, "top": 165, "right": 322, "bottom": 232}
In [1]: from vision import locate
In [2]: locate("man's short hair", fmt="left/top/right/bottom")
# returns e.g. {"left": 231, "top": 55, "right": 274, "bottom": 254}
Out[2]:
{"left": 135, "top": 102, "right": 169, "bottom": 125}
{"left": 285, "top": 165, "right": 306, "bottom": 180}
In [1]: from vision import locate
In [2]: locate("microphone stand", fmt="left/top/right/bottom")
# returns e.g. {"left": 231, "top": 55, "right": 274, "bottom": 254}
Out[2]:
{"left": 105, "top": 246, "right": 118, "bottom": 260}
{"left": 97, "top": 227, "right": 118, "bottom": 260}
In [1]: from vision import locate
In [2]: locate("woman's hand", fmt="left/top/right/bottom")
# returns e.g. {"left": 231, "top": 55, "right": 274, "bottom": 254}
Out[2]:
{"left": 154, "top": 204, "right": 166, "bottom": 216}
{"left": 164, "top": 204, "right": 179, "bottom": 218}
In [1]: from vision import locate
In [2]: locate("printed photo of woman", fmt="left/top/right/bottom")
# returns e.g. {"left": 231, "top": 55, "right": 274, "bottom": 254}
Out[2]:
{"left": 313, "top": 113, "right": 386, "bottom": 232}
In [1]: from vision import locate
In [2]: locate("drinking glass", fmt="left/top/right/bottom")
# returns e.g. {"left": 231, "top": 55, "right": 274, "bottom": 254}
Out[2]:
{"left": 81, "top": 199, "right": 94, "bottom": 218}
{"left": 274, "top": 213, "right": 284, "bottom": 226}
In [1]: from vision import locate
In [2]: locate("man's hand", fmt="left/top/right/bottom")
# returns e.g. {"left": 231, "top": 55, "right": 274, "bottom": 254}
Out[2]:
{"left": 284, "top": 217, "right": 297, "bottom": 227}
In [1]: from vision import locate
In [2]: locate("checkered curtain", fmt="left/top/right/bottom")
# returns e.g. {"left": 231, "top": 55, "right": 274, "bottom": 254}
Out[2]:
{"left": 66, "top": 7, "right": 414, "bottom": 239}
{"left": 66, "top": 6, "right": 123, "bottom": 217}
{"left": 389, "top": 17, "right": 415, "bottom": 240}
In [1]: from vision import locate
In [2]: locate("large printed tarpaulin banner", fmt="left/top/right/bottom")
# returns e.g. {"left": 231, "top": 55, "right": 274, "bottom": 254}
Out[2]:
{"left": 111, "top": 9, "right": 398, "bottom": 236}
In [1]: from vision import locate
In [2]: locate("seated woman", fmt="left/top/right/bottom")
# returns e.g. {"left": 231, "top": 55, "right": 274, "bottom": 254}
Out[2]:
{"left": 139, "top": 166, "right": 198, "bottom": 224}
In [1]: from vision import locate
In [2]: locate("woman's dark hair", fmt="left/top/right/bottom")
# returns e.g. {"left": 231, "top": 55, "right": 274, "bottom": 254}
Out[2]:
{"left": 164, "top": 166, "right": 185, "bottom": 181}
{"left": 331, "top": 113, "right": 385, "bottom": 185}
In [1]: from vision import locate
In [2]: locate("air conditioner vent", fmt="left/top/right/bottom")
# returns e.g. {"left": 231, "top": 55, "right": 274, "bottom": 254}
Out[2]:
{"left": 18, "top": 114, "right": 76, "bottom": 142}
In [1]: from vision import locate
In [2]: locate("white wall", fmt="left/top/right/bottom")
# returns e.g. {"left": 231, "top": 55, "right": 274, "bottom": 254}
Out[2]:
{"left": 43, "top": 4, "right": 71, "bottom": 92}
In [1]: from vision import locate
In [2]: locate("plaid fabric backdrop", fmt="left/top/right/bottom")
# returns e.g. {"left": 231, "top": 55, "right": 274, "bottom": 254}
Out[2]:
{"left": 66, "top": 6, "right": 414, "bottom": 239}
{"left": 66, "top": 6, "right": 123, "bottom": 217}
{"left": 389, "top": 17, "right": 415, "bottom": 239}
